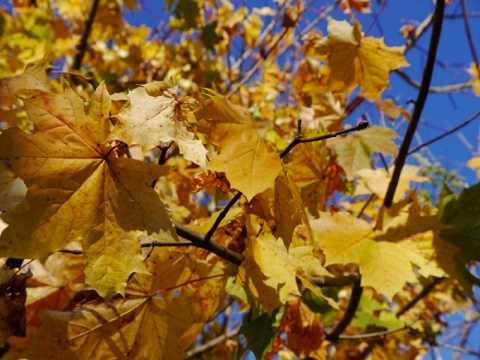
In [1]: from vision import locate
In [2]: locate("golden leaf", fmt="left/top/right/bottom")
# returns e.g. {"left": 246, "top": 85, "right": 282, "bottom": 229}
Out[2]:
{"left": 237, "top": 234, "right": 300, "bottom": 314}
{"left": 0, "top": 83, "right": 177, "bottom": 300}
{"left": 107, "top": 82, "right": 207, "bottom": 167}
{"left": 313, "top": 18, "right": 408, "bottom": 99}
{"left": 196, "top": 90, "right": 282, "bottom": 200}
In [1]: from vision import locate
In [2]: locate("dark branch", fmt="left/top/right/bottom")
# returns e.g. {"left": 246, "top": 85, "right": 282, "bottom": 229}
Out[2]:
{"left": 280, "top": 119, "right": 369, "bottom": 159}
{"left": 72, "top": 0, "right": 101, "bottom": 70}
{"left": 408, "top": 111, "right": 480, "bottom": 155}
{"left": 383, "top": 0, "right": 445, "bottom": 208}
{"left": 204, "top": 192, "right": 243, "bottom": 243}
{"left": 326, "top": 276, "right": 363, "bottom": 341}
{"left": 174, "top": 222, "right": 244, "bottom": 265}
{"left": 396, "top": 277, "right": 443, "bottom": 317}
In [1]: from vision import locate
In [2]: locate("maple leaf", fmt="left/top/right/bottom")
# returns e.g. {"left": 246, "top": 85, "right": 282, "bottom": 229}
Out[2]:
{"left": 0, "top": 84, "right": 177, "bottom": 300}
{"left": 355, "top": 165, "right": 428, "bottom": 202}
{"left": 195, "top": 90, "right": 282, "bottom": 200}
{"left": 311, "top": 212, "right": 417, "bottom": 299}
{"left": 107, "top": 80, "right": 207, "bottom": 167}
{"left": 328, "top": 126, "right": 397, "bottom": 179}
{"left": 274, "top": 170, "right": 310, "bottom": 248}
{"left": 439, "top": 183, "right": 480, "bottom": 294}
{"left": 0, "top": 57, "right": 53, "bottom": 109}
{"left": 237, "top": 234, "right": 301, "bottom": 314}
{"left": 23, "top": 248, "right": 226, "bottom": 359}
{"left": 312, "top": 18, "right": 408, "bottom": 99}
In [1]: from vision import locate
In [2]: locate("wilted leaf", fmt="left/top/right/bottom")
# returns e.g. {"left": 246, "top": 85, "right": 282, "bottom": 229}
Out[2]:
{"left": 281, "top": 297, "right": 324, "bottom": 356}
{"left": 107, "top": 81, "right": 207, "bottom": 167}
{"left": 337, "top": 0, "right": 371, "bottom": 14}
{"left": 0, "top": 84, "right": 177, "bottom": 300}
{"left": 313, "top": 18, "right": 408, "bottom": 99}
{"left": 196, "top": 90, "right": 282, "bottom": 200}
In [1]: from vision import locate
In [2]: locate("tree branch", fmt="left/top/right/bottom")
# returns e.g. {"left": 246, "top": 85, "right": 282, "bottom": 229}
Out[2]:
{"left": 174, "top": 222, "right": 244, "bottom": 265}
{"left": 394, "top": 70, "right": 470, "bottom": 93}
{"left": 325, "top": 277, "right": 363, "bottom": 341}
{"left": 383, "top": 0, "right": 446, "bottom": 208}
{"left": 72, "top": 0, "right": 101, "bottom": 70}
{"left": 408, "top": 111, "right": 480, "bottom": 155}
{"left": 461, "top": 0, "right": 480, "bottom": 72}
{"left": 396, "top": 277, "right": 443, "bottom": 317}
{"left": 338, "top": 324, "right": 410, "bottom": 340}
{"left": 280, "top": 119, "right": 369, "bottom": 159}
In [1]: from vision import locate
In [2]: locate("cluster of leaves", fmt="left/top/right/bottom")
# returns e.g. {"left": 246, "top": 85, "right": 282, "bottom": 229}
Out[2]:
{"left": 0, "top": 0, "right": 480, "bottom": 359}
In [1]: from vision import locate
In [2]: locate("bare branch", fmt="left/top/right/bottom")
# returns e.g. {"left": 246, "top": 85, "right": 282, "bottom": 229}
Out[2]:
{"left": 396, "top": 277, "right": 443, "bottom": 317}
{"left": 394, "top": 70, "right": 470, "bottom": 93}
{"left": 186, "top": 328, "right": 240, "bottom": 358}
{"left": 338, "top": 325, "right": 410, "bottom": 340}
{"left": 461, "top": 0, "right": 480, "bottom": 71}
{"left": 384, "top": 0, "right": 446, "bottom": 208}
{"left": 175, "top": 222, "right": 244, "bottom": 265}
{"left": 72, "top": 0, "right": 101, "bottom": 70}
{"left": 325, "top": 277, "right": 363, "bottom": 341}
{"left": 408, "top": 111, "right": 480, "bottom": 155}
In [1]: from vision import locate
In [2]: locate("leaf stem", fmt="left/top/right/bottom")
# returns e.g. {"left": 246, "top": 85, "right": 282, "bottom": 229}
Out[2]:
{"left": 383, "top": 0, "right": 446, "bottom": 208}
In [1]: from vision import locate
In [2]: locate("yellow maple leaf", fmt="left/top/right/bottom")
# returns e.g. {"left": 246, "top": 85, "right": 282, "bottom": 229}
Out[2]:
{"left": 107, "top": 81, "right": 207, "bottom": 167}
{"left": 237, "top": 234, "right": 301, "bottom": 314}
{"left": 0, "top": 58, "right": 53, "bottom": 109}
{"left": 355, "top": 165, "right": 428, "bottom": 202}
{"left": 467, "top": 62, "right": 480, "bottom": 96}
{"left": 313, "top": 18, "right": 408, "bottom": 99}
{"left": 0, "top": 83, "right": 177, "bottom": 300}
{"left": 196, "top": 90, "right": 282, "bottom": 200}
{"left": 274, "top": 170, "right": 310, "bottom": 248}
{"left": 23, "top": 248, "right": 226, "bottom": 359}
{"left": 311, "top": 212, "right": 417, "bottom": 299}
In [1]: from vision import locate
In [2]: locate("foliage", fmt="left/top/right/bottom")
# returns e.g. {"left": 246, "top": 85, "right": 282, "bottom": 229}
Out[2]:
{"left": 0, "top": 0, "right": 479, "bottom": 359}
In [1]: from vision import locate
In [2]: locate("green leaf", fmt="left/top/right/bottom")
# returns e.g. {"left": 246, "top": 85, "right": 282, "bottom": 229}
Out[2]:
{"left": 241, "top": 306, "right": 284, "bottom": 359}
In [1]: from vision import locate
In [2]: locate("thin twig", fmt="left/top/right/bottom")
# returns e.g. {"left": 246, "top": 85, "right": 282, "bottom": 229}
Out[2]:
{"left": 460, "top": 0, "right": 480, "bottom": 73}
{"left": 204, "top": 192, "right": 243, "bottom": 243}
{"left": 338, "top": 324, "right": 410, "bottom": 340}
{"left": 326, "top": 277, "right": 363, "bottom": 341}
{"left": 72, "top": 0, "right": 101, "bottom": 70}
{"left": 186, "top": 328, "right": 240, "bottom": 358}
{"left": 280, "top": 119, "right": 369, "bottom": 159}
{"left": 394, "top": 70, "right": 470, "bottom": 93}
{"left": 396, "top": 277, "right": 443, "bottom": 317}
{"left": 408, "top": 111, "right": 480, "bottom": 155}
{"left": 383, "top": 0, "right": 446, "bottom": 208}
{"left": 436, "top": 342, "right": 480, "bottom": 356}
